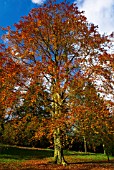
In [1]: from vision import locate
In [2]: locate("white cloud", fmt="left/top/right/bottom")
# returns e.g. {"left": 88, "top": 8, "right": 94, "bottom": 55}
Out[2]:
{"left": 31, "top": 0, "right": 45, "bottom": 4}
{"left": 76, "top": 0, "right": 114, "bottom": 35}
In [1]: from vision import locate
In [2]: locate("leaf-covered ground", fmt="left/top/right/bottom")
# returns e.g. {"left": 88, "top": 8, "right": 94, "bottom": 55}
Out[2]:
{"left": 0, "top": 159, "right": 114, "bottom": 170}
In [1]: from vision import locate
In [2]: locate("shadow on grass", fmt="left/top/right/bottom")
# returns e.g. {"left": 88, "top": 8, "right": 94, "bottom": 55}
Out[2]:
{"left": 0, "top": 145, "right": 53, "bottom": 161}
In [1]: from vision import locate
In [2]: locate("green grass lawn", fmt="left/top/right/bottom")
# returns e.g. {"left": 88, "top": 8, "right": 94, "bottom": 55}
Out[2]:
{"left": 0, "top": 144, "right": 114, "bottom": 163}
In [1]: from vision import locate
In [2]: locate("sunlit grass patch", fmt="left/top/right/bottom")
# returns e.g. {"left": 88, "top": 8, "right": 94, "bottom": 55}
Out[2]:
{"left": 64, "top": 150, "right": 114, "bottom": 162}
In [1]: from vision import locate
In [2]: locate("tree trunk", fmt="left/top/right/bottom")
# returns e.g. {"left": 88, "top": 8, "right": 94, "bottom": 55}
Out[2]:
{"left": 53, "top": 128, "right": 67, "bottom": 165}
{"left": 51, "top": 92, "right": 67, "bottom": 165}
{"left": 83, "top": 136, "right": 87, "bottom": 153}
{"left": 103, "top": 143, "right": 110, "bottom": 161}
{"left": 103, "top": 144, "right": 106, "bottom": 154}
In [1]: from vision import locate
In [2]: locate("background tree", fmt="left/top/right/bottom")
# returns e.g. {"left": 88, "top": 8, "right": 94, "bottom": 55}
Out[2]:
{"left": 72, "top": 81, "right": 113, "bottom": 155}
{"left": 0, "top": 43, "right": 21, "bottom": 138}
{"left": 2, "top": 83, "right": 50, "bottom": 146}
{"left": 2, "top": 0, "right": 113, "bottom": 165}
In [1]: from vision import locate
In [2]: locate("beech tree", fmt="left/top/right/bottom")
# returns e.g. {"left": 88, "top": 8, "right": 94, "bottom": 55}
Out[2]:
{"left": 2, "top": 0, "right": 113, "bottom": 165}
